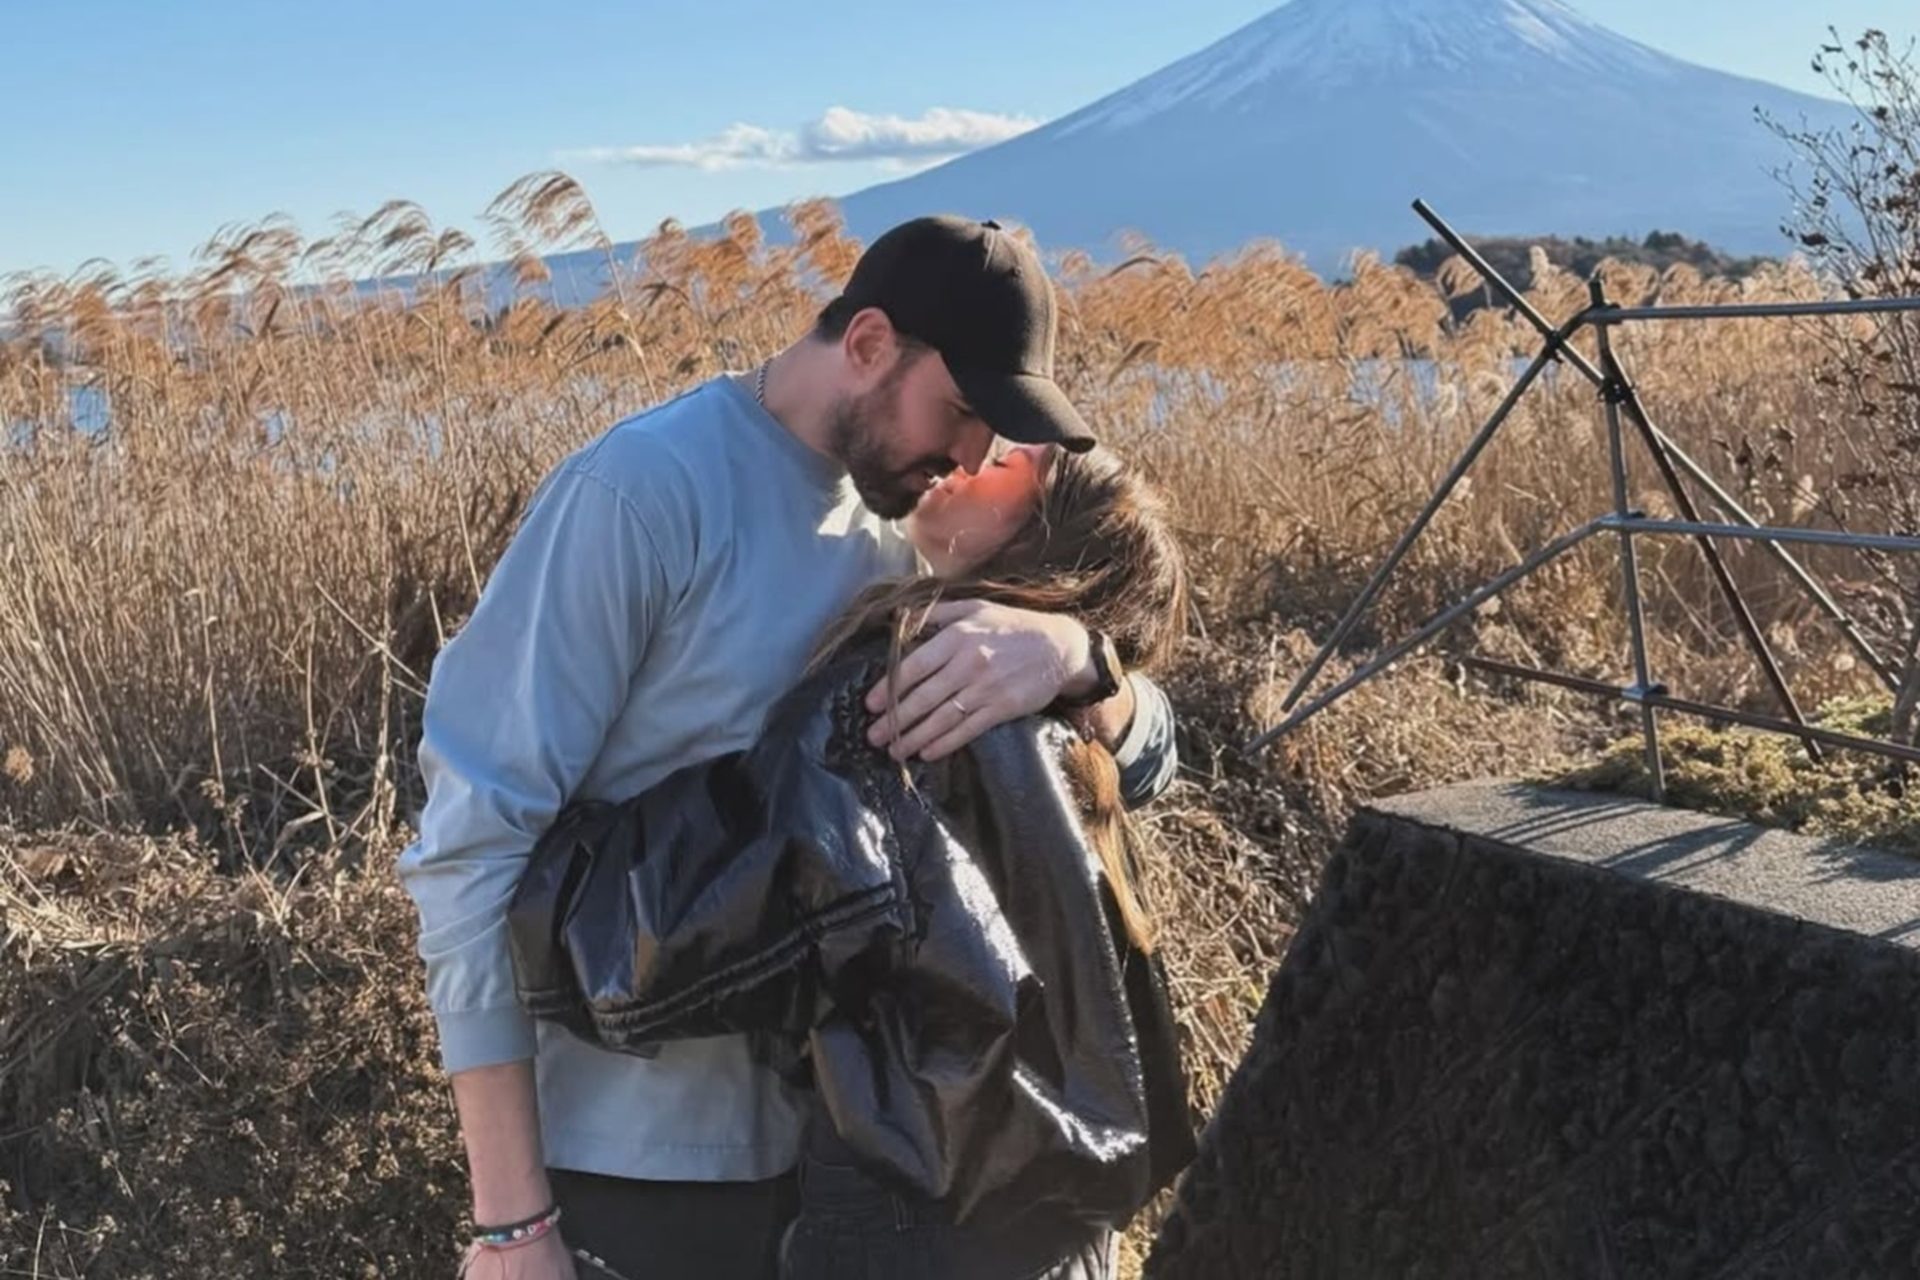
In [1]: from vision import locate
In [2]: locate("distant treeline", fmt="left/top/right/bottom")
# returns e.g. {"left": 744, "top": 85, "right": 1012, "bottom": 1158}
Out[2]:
{"left": 1392, "top": 230, "right": 1776, "bottom": 316}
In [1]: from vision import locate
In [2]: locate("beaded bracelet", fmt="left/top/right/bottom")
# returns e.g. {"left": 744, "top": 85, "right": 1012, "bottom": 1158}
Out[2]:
{"left": 470, "top": 1203, "right": 562, "bottom": 1250}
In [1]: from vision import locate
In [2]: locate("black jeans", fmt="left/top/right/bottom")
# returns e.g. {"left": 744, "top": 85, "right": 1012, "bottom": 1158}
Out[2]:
{"left": 777, "top": 1126, "right": 1116, "bottom": 1280}
{"left": 546, "top": 1165, "right": 800, "bottom": 1280}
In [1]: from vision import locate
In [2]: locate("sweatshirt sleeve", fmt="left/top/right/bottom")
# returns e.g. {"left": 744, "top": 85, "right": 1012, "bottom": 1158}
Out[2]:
{"left": 396, "top": 463, "right": 675, "bottom": 1073}
{"left": 1113, "top": 672, "right": 1179, "bottom": 810}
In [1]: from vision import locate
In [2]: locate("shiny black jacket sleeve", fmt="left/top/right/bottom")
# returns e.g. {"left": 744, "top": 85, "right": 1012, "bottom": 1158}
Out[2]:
{"left": 508, "top": 666, "right": 909, "bottom": 1053}
{"left": 507, "top": 651, "right": 1195, "bottom": 1227}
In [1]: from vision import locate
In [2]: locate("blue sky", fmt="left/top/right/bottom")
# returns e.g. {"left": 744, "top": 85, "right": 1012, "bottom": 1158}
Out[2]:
{"left": 5, "top": 0, "right": 1913, "bottom": 277}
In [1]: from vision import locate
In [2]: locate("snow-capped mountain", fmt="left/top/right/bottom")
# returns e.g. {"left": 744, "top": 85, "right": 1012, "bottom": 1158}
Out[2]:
{"left": 766, "top": 0, "right": 1853, "bottom": 276}
{"left": 1062, "top": 0, "right": 1679, "bottom": 117}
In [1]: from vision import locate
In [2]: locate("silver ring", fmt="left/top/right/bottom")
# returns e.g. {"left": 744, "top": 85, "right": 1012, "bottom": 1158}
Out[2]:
{"left": 950, "top": 697, "right": 970, "bottom": 718}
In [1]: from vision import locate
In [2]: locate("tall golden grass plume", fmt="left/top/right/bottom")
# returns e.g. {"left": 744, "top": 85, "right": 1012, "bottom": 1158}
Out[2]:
{"left": 0, "top": 169, "right": 1908, "bottom": 852}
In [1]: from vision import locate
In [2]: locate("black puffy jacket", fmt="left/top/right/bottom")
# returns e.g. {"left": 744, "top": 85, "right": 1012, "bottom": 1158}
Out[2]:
{"left": 506, "top": 644, "right": 1196, "bottom": 1229}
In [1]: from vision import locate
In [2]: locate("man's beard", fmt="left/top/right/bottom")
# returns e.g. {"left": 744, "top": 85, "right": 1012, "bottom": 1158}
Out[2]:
{"left": 825, "top": 380, "right": 953, "bottom": 520}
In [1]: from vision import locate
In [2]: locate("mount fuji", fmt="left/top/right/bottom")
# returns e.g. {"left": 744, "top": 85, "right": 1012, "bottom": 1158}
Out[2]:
{"left": 740, "top": 0, "right": 1854, "bottom": 276}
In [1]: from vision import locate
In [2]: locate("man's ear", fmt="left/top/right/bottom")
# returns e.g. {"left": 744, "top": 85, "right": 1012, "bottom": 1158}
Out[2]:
{"left": 841, "top": 307, "right": 898, "bottom": 386}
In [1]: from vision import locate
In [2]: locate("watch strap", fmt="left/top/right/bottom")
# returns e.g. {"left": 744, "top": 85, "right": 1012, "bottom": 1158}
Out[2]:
{"left": 1055, "top": 628, "right": 1122, "bottom": 710}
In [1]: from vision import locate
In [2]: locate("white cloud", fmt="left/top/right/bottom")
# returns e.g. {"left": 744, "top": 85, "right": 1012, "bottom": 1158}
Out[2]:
{"left": 800, "top": 106, "right": 1038, "bottom": 162}
{"left": 564, "top": 106, "right": 1041, "bottom": 171}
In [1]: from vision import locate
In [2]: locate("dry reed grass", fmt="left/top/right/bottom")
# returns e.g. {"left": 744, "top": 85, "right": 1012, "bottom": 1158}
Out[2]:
{"left": 3, "top": 178, "right": 1914, "bottom": 1276}
{"left": 0, "top": 826, "right": 463, "bottom": 1277}
{"left": 0, "top": 185, "right": 1903, "bottom": 845}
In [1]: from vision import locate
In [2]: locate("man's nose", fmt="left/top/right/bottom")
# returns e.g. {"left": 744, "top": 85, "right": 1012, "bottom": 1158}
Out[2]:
{"left": 954, "top": 426, "right": 994, "bottom": 475}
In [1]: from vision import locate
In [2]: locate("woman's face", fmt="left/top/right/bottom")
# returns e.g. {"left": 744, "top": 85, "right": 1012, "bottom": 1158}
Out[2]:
{"left": 904, "top": 443, "right": 1052, "bottom": 577}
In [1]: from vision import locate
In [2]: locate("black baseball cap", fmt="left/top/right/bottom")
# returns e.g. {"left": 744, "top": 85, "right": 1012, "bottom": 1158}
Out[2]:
{"left": 831, "top": 215, "right": 1096, "bottom": 452}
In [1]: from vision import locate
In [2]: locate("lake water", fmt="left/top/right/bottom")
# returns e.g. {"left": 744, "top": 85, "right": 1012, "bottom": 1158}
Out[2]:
{"left": 22, "top": 355, "right": 1559, "bottom": 444}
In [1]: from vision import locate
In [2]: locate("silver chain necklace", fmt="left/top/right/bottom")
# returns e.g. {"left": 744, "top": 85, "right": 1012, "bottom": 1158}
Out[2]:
{"left": 754, "top": 358, "right": 770, "bottom": 409}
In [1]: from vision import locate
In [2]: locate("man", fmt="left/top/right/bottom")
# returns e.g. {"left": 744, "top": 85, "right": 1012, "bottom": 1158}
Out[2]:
{"left": 398, "top": 215, "right": 1179, "bottom": 1279}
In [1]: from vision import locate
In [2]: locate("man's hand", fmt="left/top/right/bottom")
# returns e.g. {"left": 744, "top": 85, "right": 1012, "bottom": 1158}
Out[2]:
{"left": 866, "top": 600, "right": 1103, "bottom": 762}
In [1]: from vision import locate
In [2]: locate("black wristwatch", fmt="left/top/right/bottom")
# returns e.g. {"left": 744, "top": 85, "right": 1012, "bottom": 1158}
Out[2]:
{"left": 1055, "top": 628, "right": 1123, "bottom": 710}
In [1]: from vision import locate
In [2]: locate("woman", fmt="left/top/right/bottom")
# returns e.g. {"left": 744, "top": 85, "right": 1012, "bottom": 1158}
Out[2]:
{"left": 506, "top": 442, "right": 1194, "bottom": 1279}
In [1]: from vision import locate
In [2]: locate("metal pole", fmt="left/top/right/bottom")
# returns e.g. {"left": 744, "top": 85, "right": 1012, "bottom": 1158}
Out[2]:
{"left": 1413, "top": 199, "right": 1587, "bottom": 358}
{"left": 1275, "top": 322, "right": 1577, "bottom": 716}
{"left": 1592, "top": 281, "right": 1666, "bottom": 802}
{"left": 1600, "top": 516, "right": 1920, "bottom": 556}
{"left": 1591, "top": 298, "right": 1920, "bottom": 324}
{"left": 1245, "top": 519, "right": 1609, "bottom": 754}
{"left": 1412, "top": 198, "right": 1900, "bottom": 691}
{"left": 1462, "top": 656, "right": 1920, "bottom": 767}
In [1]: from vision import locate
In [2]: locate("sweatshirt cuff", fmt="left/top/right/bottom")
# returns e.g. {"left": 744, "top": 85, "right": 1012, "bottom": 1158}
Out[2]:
{"left": 435, "top": 1005, "right": 540, "bottom": 1074}
{"left": 1112, "top": 671, "right": 1161, "bottom": 771}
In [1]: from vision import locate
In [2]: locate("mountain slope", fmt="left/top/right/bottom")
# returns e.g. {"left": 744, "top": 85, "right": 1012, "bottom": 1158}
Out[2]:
{"left": 782, "top": 0, "right": 1851, "bottom": 275}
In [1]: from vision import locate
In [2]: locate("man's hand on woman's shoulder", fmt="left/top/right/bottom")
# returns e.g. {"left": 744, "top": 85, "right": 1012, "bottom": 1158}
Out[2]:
{"left": 863, "top": 599, "right": 1098, "bottom": 763}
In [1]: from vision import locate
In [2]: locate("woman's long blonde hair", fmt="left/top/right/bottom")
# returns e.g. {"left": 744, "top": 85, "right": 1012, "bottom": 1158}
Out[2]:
{"left": 810, "top": 445, "right": 1189, "bottom": 953}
